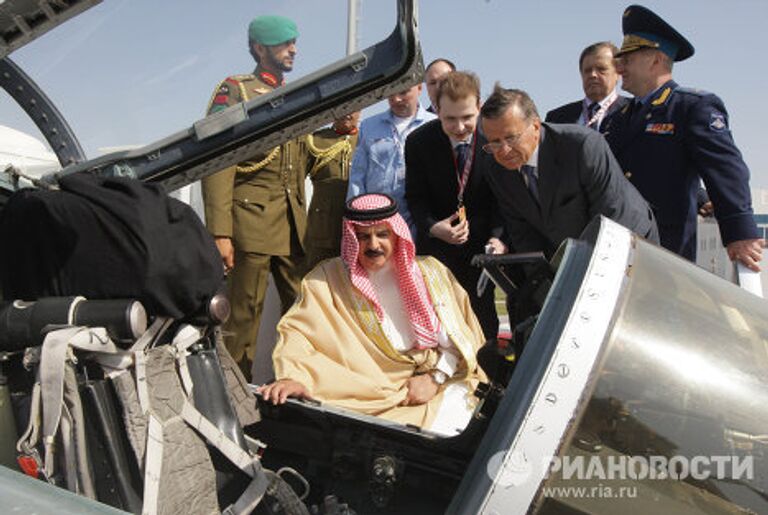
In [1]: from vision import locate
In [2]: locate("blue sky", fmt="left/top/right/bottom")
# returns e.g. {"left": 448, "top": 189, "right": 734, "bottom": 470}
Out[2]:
{"left": 3, "top": 0, "right": 767, "bottom": 188}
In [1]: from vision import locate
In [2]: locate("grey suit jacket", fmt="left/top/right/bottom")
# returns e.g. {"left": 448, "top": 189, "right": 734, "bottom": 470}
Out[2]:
{"left": 484, "top": 123, "right": 658, "bottom": 257}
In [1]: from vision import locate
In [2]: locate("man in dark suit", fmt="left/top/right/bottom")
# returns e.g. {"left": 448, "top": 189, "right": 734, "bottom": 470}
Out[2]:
{"left": 480, "top": 85, "right": 658, "bottom": 258}
{"left": 405, "top": 71, "right": 499, "bottom": 339}
{"left": 545, "top": 42, "right": 628, "bottom": 133}
{"left": 605, "top": 4, "right": 762, "bottom": 270}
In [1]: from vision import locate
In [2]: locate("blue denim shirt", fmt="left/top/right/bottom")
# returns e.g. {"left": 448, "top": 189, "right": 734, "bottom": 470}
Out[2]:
{"left": 347, "top": 105, "right": 435, "bottom": 235}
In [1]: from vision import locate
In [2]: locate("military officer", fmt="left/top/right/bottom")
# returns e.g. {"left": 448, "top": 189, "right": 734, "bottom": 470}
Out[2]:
{"left": 202, "top": 15, "right": 307, "bottom": 379}
{"left": 605, "top": 5, "right": 762, "bottom": 270}
{"left": 304, "top": 111, "right": 361, "bottom": 270}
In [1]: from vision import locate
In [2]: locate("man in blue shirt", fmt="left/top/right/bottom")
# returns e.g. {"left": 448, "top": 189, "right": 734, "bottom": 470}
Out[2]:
{"left": 347, "top": 84, "right": 435, "bottom": 237}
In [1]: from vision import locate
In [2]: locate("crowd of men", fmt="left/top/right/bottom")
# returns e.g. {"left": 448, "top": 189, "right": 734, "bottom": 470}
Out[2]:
{"left": 202, "top": 6, "right": 763, "bottom": 431}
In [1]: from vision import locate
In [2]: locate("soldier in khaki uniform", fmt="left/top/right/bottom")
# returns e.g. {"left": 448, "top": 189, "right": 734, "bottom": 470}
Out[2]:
{"left": 304, "top": 111, "right": 361, "bottom": 270}
{"left": 202, "top": 15, "right": 306, "bottom": 379}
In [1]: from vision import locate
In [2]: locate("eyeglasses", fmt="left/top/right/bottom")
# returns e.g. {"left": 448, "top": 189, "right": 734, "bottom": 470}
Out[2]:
{"left": 482, "top": 123, "right": 533, "bottom": 154}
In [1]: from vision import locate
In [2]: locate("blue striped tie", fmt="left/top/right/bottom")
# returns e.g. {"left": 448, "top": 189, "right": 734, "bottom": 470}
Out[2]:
{"left": 456, "top": 142, "right": 470, "bottom": 171}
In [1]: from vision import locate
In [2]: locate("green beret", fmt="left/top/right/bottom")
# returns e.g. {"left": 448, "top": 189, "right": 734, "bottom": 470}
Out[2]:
{"left": 248, "top": 15, "right": 298, "bottom": 46}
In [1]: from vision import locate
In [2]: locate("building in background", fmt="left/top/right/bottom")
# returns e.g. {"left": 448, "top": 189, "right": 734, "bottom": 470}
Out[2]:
{"left": 697, "top": 188, "right": 768, "bottom": 297}
{"left": 752, "top": 188, "right": 768, "bottom": 241}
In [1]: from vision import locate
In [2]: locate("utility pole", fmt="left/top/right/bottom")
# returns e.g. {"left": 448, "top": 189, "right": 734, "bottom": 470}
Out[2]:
{"left": 346, "top": 0, "right": 359, "bottom": 55}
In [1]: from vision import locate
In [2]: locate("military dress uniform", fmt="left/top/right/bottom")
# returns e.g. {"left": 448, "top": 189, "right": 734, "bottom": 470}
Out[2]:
{"left": 605, "top": 4, "right": 759, "bottom": 261}
{"left": 605, "top": 81, "right": 757, "bottom": 260}
{"left": 202, "top": 71, "right": 307, "bottom": 374}
{"left": 304, "top": 127, "right": 359, "bottom": 270}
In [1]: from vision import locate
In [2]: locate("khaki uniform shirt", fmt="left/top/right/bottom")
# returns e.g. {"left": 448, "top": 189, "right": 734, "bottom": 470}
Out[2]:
{"left": 202, "top": 73, "right": 307, "bottom": 255}
{"left": 305, "top": 128, "right": 359, "bottom": 262}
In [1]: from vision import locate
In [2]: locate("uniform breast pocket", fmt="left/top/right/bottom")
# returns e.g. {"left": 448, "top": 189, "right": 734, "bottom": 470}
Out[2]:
{"left": 310, "top": 195, "right": 332, "bottom": 216}
{"left": 307, "top": 203, "right": 336, "bottom": 246}
{"left": 233, "top": 186, "right": 270, "bottom": 213}
{"left": 233, "top": 198, "right": 265, "bottom": 213}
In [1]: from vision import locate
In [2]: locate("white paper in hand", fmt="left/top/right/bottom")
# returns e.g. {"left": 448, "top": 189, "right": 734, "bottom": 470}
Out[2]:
{"left": 736, "top": 262, "right": 763, "bottom": 298}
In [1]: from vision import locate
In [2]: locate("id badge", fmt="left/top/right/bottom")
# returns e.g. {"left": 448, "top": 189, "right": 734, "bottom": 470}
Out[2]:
{"left": 457, "top": 205, "right": 466, "bottom": 223}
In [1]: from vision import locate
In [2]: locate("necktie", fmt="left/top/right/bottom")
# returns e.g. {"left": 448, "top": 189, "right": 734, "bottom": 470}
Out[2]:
{"left": 586, "top": 102, "right": 600, "bottom": 128}
{"left": 455, "top": 142, "right": 470, "bottom": 171}
{"left": 521, "top": 165, "right": 539, "bottom": 203}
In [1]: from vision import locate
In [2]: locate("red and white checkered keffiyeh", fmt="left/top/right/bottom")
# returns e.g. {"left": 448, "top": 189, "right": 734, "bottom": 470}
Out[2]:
{"left": 341, "top": 194, "right": 441, "bottom": 349}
